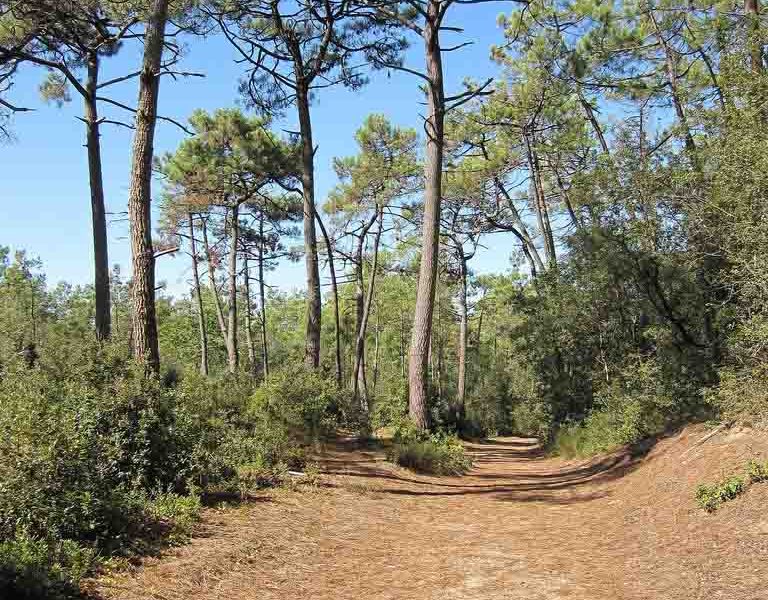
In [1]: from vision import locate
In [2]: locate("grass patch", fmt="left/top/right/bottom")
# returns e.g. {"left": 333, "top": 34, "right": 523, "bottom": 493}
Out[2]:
{"left": 695, "top": 458, "right": 768, "bottom": 512}
{"left": 387, "top": 433, "right": 472, "bottom": 476}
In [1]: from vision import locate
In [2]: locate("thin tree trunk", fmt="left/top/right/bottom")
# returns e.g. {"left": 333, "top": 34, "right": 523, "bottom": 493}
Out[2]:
{"left": 258, "top": 216, "right": 270, "bottom": 381}
{"left": 128, "top": 0, "right": 168, "bottom": 375}
{"left": 456, "top": 253, "right": 468, "bottom": 423}
{"left": 352, "top": 212, "right": 377, "bottom": 394}
{"left": 243, "top": 254, "right": 257, "bottom": 376}
{"left": 226, "top": 204, "right": 239, "bottom": 374}
{"left": 84, "top": 51, "right": 110, "bottom": 341}
{"left": 315, "top": 208, "right": 341, "bottom": 386}
{"left": 400, "top": 310, "right": 406, "bottom": 380}
{"left": 649, "top": 8, "right": 697, "bottom": 159}
{"left": 524, "top": 130, "right": 556, "bottom": 268}
{"left": 201, "top": 216, "right": 228, "bottom": 344}
{"left": 296, "top": 84, "right": 321, "bottom": 369}
{"left": 408, "top": 2, "right": 444, "bottom": 430}
{"left": 576, "top": 89, "right": 609, "bottom": 154}
{"left": 188, "top": 214, "right": 208, "bottom": 376}
{"left": 373, "top": 307, "right": 380, "bottom": 396}
{"left": 493, "top": 177, "right": 545, "bottom": 273}
{"left": 354, "top": 205, "right": 384, "bottom": 410}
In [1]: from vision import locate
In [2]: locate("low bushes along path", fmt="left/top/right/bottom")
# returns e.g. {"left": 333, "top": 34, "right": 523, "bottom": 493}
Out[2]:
{"left": 93, "top": 425, "right": 768, "bottom": 600}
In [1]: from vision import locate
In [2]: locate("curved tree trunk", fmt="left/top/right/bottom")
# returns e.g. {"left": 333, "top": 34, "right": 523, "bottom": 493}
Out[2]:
{"left": 128, "top": 0, "right": 168, "bottom": 375}
{"left": 84, "top": 51, "right": 110, "bottom": 341}
{"left": 408, "top": 2, "right": 445, "bottom": 430}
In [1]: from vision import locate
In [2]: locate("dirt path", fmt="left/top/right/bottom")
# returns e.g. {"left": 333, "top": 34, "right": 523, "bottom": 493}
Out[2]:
{"left": 93, "top": 427, "right": 768, "bottom": 600}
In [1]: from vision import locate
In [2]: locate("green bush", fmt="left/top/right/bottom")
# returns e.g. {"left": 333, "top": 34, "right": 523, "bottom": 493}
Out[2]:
{"left": 0, "top": 531, "right": 96, "bottom": 600}
{"left": 387, "top": 428, "right": 473, "bottom": 475}
{"left": 510, "top": 399, "right": 552, "bottom": 440}
{"left": 249, "top": 367, "right": 355, "bottom": 446}
{"left": 746, "top": 459, "right": 768, "bottom": 483}
{"left": 145, "top": 493, "right": 202, "bottom": 546}
{"left": 695, "top": 475, "right": 746, "bottom": 512}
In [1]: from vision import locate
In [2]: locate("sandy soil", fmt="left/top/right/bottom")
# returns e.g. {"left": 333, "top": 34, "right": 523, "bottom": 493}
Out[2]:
{"left": 91, "top": 425, "right": 768, "bottom": 600}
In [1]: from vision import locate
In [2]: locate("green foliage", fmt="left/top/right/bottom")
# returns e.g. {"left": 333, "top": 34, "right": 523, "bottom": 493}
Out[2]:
{"left": 0, "top": 531, "right": 96, "bottom": 600}
{"left": 695, "top": 476, "right": 746, "bottom": 513}
{"left": 695, "top": 458, "right": 768, "bottom": 512}
{"left": 746, "top": 459, "right": 768, "bottom": 484}
{"left": 387, "top": 427, "right": 473, "bottom": 475}
{"left": 145, "top": 493, "right": 201, "bottom": 546}
{"left": 250, "top": 367, "right": 359, "bottom": 446}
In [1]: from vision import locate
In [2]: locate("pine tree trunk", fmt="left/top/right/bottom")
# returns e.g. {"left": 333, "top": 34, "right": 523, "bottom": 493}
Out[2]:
{"left": 296, "top": 84, "right": 321, "bottom": 369}
{"left": 84, "top": 51, "right": 110, "bottom": 341}
{"left": 408, "top": 2, "right": 444, "bottom": 430}
{"left": 243, "top": 254, "right": 257, "bottom": 376}
{"left": 226, "top": 204, "right": 239, "bottom": 374}
{"left": 524, "top": 130, "right": 556, "bottom": 268}
{"left": 456, "top": 253, "right": 468, "bottom": 423}
{"left": 258, "top": 216, "right": 270, "bottom": 381}
{"left": 354, "top": 205, "right": 384, "bottom": 411}
{"left": 202, "top": 216, "right": 229, "bottom": 345}
{"left": 128, "top": 0, "right": 168, "bottom": 375}
{"left": 188, "top": 214, "right": 208, "bottom": 376}
{"left": 315, "top": 209, "right": 342, "bottom": 386}
{"left": 373, "top": 308, "right": 380, "bottom": 396}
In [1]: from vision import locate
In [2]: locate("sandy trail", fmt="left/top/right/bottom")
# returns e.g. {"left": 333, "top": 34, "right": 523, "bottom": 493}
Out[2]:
{"left": 93, "top": 427, "right": 768, "bottom": 600}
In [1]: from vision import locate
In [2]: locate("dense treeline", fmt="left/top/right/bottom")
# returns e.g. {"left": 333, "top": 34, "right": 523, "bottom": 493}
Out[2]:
{"left": 2, "top": 0, "right": 768, "bottom": 596}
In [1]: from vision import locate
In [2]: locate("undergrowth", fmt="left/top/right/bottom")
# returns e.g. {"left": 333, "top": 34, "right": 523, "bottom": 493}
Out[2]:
{"left": 387, "top": 426, "right": 473, "bottom": 475}
{"left": 695, "top": 458, "right": 768, "bottom": 512}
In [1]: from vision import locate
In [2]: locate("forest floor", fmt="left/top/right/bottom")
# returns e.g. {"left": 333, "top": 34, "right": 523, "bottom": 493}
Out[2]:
{"left": 91, "top": 424, "right": 768, "bottom": 600}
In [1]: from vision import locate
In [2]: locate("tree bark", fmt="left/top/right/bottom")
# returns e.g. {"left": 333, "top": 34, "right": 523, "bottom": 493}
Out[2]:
{"left": 258, "top": 215, "right": 270, "bottom": 381}
{"left": 243, "top": 254, "right": 257, "bottom": 376}
{"left": 226, "top": 204, "right": 239, "bottom": 374}
{"left": 296, "top": 83, "right": 322, "bottom": 369}
{"left": 455, "top": 252, "right": 468, "bottom": 423}
{"left": 352, "top": 212, "right": 377, "bottom": 397}
{"left": 84, "top": 51, "right": 111, "bottom": 341}
{"left": 201, "top": 216, "right": 229, "bottom": 345}
{"left": 524, "top": 129, "right": 556, "bottom": 268}
{"left": 315, "top": 209, "right": 341, "bottom": 386}
{"left": 493, "top": 177, "right": 545, "bottom": 273}
{"left": 353, "top": 205, "right": 384, "bottom": 410}
{"left": 408, "top": 1, "right": 444, "bottom": 430}
{"left": 188, "top": 214, "right": 209, "bottom": 376}
{"left": 128, "top": 0, "right": 168, "bottom": 375}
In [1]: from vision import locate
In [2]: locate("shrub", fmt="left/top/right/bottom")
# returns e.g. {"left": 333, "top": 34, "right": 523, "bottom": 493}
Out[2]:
{"left": 387, "top": 429, "right": 473, "bottom": 475}
{"left": 746, "top": 459, "right": 768, "bottom": 483}
{"left": 510, "top": 400, "right": 552, "bottom": 440}
{"left": 0, "top": 531, "right": 96, "bottom": 600}
{"left": 695, "top": 475, "right": 746, "bottom": 512}
{"left": 145, "top": 493, "right": 202, "bottom": 546}
{"left": 249, "top": 367, "right": 353, "bottom": 445}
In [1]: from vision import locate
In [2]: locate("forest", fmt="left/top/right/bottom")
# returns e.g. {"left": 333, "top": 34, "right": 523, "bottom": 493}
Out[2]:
{"left": 1, "top": 0, "right": 768, "bottom": 598}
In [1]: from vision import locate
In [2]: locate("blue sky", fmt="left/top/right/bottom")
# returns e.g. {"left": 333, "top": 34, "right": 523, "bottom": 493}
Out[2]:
{"left": 0, "top": 4, "right": 522, "bottom": 297}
